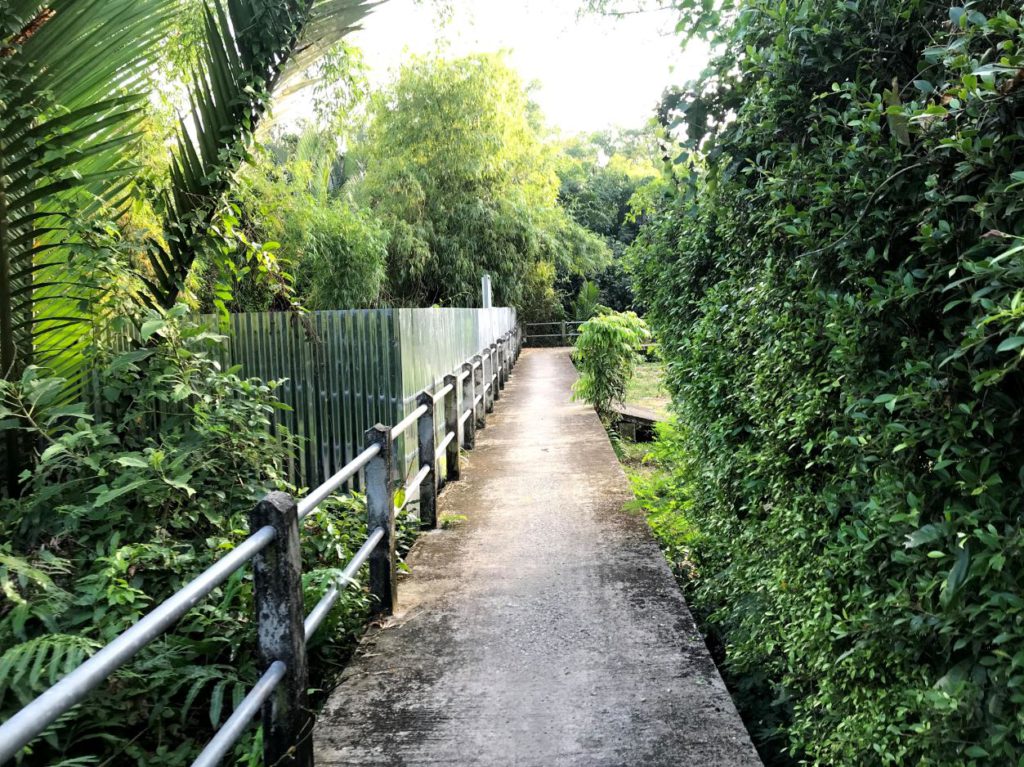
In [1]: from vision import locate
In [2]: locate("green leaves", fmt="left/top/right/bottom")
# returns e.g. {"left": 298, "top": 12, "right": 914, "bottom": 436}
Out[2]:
{"left": 148, "top": 0, "right": 378, "bottom": 311}
{"left": 627, "top": 0, "right": 1024, "bottom": 763}
{"left": 571, "top": 311, "right": 650, "bottom": 420}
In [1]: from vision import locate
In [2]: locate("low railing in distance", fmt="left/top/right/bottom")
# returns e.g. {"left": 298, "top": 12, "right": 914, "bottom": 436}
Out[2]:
{"left": 0, "top": 324, "right": 524, "bottom": 767}
{"left": 524, "top": 320, "right": 583, "bottom": 347}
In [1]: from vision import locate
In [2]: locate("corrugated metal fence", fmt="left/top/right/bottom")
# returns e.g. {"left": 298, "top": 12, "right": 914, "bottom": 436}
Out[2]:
{"left": 216, "top": 308, "right": 516, "bottom": 490}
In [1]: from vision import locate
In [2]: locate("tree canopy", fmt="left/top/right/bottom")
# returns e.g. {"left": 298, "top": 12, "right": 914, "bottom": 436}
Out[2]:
{"left": 349, "top": 53, "right": 610, "bottom": 312}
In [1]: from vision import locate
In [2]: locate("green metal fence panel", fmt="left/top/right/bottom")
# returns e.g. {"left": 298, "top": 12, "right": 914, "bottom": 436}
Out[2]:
{"left": 394, "top": 308, "right": 517, "bottom": 478}
{"left": 205, "top": 308, "right": 514, "bottom": 493}
{"left": 215, "top": 311, "right": 401, "bottom": 492}
{"left": 85, "top": 308, "right": 515, "bottom": 496}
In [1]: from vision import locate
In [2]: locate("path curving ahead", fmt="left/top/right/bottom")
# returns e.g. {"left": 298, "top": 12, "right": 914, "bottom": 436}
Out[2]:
{"left": 314, "top": 348, "right": 761, "bottom": 766}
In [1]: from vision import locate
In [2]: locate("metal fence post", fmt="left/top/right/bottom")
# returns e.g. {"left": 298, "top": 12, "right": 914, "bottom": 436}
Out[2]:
{"left": 365, "top": 425, "right": 396, "bottom": 615}
{"left": 473, "top": 354, "right": 485, "bottom": 428}
{"left": 487, "top": 343, "right": 498, "bottom": 410}
{"left": 249, "top": 492, "right": 312, "bottom": 767}
{"left": 416, "top": 392, "right": 437, "bottom": 529}
{"left": 462, "top": 362, "right": 477, "bottom": 449}
{"left": 443, "top": 373, "right": 461, "bottom": 481}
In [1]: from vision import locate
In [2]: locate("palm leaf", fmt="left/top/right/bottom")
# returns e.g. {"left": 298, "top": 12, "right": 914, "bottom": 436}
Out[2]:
{"left": 146, "top": 0, "right": 379, "bottom": 308}
{"left": 0, "top": 0, "right": 174, "bottom": 494}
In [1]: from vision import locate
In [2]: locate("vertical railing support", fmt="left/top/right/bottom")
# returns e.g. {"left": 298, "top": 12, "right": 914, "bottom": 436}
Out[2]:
{"left": 250, "top": 492, "right": 312, "bottom": 767}
{"left": 473, "top": 354, "right": 485, "bottom": 428}
{"left": 493, "top": 342, "right": 503, "bottom": 402}
{"left": 462, "top": 362, "right": 477, "bottom": 449}
{"left": 561, "top": 320, "right": 567, "bottom": 346}
{"left": 365, "top": 425, "right": 396, "bottom": 615}
{"left": 487, "top": 343, "right": 498, "bottom": 409}
{"left": 416, "top": 392, "right": 437, "bottom": 529}
{"left": 443, "top": 373, "right": 461, "bottom": 481}
{"left": 497, "top": 339, "right": 506, "bottom": 391}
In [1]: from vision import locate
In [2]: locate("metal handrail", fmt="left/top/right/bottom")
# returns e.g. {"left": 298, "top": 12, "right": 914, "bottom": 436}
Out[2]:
{"left": 432, "top": 383, "right": 454, "bottom": 402}
{"left": 435, "top": 431, "right": 455, "bottom": 460}
{"left": 0, "top": 323, "right": 524, "bottom": 766}
{"left": 0, "top": 525, "right": 278, "bottom": 764}
{"left": 304, "top": 527, "right": 386, "bottom": 640}
{"left": 297, "top": 443, "right": 380, "bottom": 521}
{"left": 390, "top": 404, "right": 428, "bottom": 440}
{"left": 192, "top": 661, "right": 287, "bottom": 767}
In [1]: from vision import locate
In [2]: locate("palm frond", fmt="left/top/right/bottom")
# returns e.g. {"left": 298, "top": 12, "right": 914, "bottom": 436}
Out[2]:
{"left": 147, "top": 0, "right": 379, "bottom": 308}
{"left": 0, "top": 0, "right": 174, "bottom": 494}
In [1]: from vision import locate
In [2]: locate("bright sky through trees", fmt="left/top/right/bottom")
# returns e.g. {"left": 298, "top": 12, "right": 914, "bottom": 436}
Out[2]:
{"left": 346, "top": 0, "right": 710, "bottom": 134}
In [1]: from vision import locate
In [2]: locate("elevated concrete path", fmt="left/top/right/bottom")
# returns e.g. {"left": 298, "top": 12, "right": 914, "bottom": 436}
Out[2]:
{"left": 315, "top": 348, "right": 760, "bottom": 766}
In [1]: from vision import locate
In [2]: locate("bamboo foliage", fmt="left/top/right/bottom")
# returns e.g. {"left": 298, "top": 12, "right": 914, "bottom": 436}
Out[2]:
{"left": 145, "top": 0, "right": 378, "bottom": 308}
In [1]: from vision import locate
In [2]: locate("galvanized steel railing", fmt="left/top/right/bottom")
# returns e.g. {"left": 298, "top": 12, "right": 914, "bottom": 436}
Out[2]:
{"left": 0, "top": 325, "right": 523, "bottom": 767}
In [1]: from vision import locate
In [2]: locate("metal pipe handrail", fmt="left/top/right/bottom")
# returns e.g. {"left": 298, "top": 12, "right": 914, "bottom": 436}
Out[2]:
{"left": 525, "top": 321, "right": 584, "bottom": 327}
{"left": 304, "top": 527, "right": 385, "bottom": 640}
{"left": 0, "top": 525, "right": 278, "bottom": 764}
{"left": 435, "top": 431, "right": 455, "bottom": 460}
{"left": 432, "top": 383, "right": 454, "bottom": 402}
{"left": 390, "top": 404, "right": 428, "bottom": 440}
{"left": 402, "top": 464, "right": 432, "bottom": 503}
{"left": 0, "top": 321, "right": 524, "bottom": 766}
{"left": 195, "top": 522, "right": 386, "bottom": 766}
{"left": 297, "top": 443, "right": 381, "bottom": 521}
{"left": 191, "top": 661, "right": 287, "bottom": 767}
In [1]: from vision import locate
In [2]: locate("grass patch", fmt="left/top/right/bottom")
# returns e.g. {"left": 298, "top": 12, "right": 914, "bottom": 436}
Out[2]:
{"left": 624, "top": 362, "right": 670, "bottom": 419}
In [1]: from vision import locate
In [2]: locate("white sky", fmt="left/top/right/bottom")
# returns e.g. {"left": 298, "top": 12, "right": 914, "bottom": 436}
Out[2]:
{"left": 342, "top": 0, "right": 709, "bottom": 135}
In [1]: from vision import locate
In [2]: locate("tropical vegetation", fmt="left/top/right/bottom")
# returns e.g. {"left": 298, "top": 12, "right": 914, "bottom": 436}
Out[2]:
{"left": 625, "top": 1, "right": 1024, "bottom": 764}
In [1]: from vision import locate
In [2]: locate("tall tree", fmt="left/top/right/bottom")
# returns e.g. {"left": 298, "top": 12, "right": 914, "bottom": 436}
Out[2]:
{"left": 350, "top": 53, "right": 609, "bottom": 310}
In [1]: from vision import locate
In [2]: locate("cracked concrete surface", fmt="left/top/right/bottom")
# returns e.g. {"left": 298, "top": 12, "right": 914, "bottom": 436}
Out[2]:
{"left": 314, "top": 347, "right": 761, "bottom": 766}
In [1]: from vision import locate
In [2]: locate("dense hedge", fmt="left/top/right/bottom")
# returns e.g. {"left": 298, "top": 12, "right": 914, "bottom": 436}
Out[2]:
{"left": 628, "top": 2, "right": 1024, "bottom": 764}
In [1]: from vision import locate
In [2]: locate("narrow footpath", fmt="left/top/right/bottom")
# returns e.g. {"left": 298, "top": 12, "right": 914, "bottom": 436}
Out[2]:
{"left": 314, "top": 348, "right": 761, "bottom": 766}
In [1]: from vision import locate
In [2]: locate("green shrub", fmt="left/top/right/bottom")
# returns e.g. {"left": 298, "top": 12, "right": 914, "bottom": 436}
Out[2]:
{"left": 571, "top": 311, "right": 649, "bottom": 420}
{"left": 628, "top": 2, "right": 1024, "bottom": 764}
{"left": 0, "top": 308, "right": 398, "bottom": 765}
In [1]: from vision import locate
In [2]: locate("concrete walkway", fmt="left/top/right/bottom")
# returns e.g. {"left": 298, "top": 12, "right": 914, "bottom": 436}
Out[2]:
{"left": 314, "top": 348, "right": 761, "bottom": 766}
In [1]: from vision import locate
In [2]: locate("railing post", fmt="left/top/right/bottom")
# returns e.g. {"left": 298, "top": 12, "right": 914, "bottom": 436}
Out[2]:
{"left": 497, "top": 338, "right": 506, "bottom": 391}
{"left": 249, "top": 492, "right": 312, "bottom": 767}
{"left": 493, "top": 342, "right": 503, "bottom": 401}
{"left": 473, "top": 354, "right": 485, "bottom": 428}
{"left": 487, "top": 343, "right": 498, "bottom": 410}
{"left": 364, "top": 425, "right": 396, "bottom": 615}
{"left": 462, "top": 362, "right": 477, "bottom": 449}
{"left": 561, "top": 320, "right": 567, "bottom": 345}
{"left": 444, "top": 373, "right": 461, "bottom": 481}
{"left": 416, "top": 392, "right": 437, "bottom": 529}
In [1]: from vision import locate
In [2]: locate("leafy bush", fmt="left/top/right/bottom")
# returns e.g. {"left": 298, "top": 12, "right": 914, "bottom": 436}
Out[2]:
{"left": 571, "top": 311, "right": 649, "bottom": 420}
{"left": 628, "top": 2, "right": 1024, "bottom": 764}
{"left": 0, "top": 308, "right": 398, "bottom": 765}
